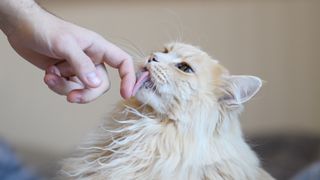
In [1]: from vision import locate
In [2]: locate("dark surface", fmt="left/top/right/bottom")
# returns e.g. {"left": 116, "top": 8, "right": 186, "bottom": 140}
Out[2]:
{"left": 0, "top": 140, "right": 40, "bottom": 180}
{"left": 249, "top": 135, "right": 320, "bottom": 180}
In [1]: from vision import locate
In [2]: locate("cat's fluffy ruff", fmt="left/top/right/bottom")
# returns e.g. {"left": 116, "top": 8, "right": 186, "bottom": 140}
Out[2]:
{"left": 61, "top": 43, "right": 274, "bottom": 180}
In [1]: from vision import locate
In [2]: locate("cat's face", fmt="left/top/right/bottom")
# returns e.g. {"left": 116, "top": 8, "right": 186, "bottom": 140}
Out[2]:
{"left": 134, "top": 43, "right": 262, "bottom": 120}
{"left": 134, "top": 43, "right": 224, "bottom": 116}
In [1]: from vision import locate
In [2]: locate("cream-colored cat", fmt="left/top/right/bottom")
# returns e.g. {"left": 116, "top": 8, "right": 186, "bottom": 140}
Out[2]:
{"left": 61, "top": 43, "right": 274, "bottom": 180}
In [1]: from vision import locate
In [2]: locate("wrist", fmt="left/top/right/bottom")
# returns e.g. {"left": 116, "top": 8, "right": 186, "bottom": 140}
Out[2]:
{"left": 0, "top": 0, "right": 43, "bottom": 37}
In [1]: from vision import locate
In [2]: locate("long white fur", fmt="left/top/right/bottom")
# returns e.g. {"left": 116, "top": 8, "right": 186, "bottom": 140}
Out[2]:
{"left": 61, "top": 103, "right": 270, "bottom": 179}
{"left": 60, "top": 43, "right": 274, "bottom": 180}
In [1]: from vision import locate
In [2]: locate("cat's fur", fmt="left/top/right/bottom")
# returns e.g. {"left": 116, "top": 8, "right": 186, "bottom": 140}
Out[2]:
{"left": 61, "top": 43, "right": 274, "bottom": 180}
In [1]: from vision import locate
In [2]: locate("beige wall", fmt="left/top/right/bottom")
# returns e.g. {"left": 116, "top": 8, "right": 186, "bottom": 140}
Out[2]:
{"left": 0, "top": 0, "right": 319, "bottom": 156}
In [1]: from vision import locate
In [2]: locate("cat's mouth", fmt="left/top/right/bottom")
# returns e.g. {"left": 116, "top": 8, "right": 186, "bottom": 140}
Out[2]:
{"left": 132, "top": 67, "right": 155, "bottom": 96}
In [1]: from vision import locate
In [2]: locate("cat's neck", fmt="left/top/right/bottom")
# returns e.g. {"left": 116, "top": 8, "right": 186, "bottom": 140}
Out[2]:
{"left": 118, "top": 98, "right": 258, "bottom": 162}
{"left": 106, "top": 98, "right": 260, "bottom": 179}
{"left": 121, "top": 98, "right": 243, "bottom": 137}
{"left": 67, "top": 98, "right": 261, "bottom": 179}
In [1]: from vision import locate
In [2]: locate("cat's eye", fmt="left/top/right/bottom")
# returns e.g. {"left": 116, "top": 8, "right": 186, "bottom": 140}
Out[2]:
{"left": 163, "top": 48, "right": 169, "bottom": 53}
{"left": 175, "top": 62, "right": 194, "bottom": 73}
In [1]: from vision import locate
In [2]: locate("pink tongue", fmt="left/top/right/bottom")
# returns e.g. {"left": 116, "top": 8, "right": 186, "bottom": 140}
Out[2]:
{"left": 132, "top": 71, "right": 150, "bottom": 96}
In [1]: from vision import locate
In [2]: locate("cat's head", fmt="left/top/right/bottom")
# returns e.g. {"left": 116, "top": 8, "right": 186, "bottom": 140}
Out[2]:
{"left": 133, "top": 42, "right": 262, "bottom": 120}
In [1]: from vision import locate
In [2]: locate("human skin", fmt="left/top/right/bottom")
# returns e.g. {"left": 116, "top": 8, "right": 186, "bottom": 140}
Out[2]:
{"left": 0, "top": 0, "right": 136, "bottom": 103}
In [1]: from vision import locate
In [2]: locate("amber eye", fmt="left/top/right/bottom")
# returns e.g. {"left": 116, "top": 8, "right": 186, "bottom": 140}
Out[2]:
{"left": 175, "top": 62, "right": 194, "bottom": 73}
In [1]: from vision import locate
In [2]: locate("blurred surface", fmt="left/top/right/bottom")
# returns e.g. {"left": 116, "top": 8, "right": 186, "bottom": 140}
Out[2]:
{"left": 0, "top": 0, "right": 319, "bottom": 178}
{"left": 251, "top": 136, "right": 320, "bottom": 179}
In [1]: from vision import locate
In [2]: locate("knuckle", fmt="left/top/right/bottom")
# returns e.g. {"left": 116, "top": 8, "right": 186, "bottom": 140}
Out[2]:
{"left": 51, "top": 34, "right": 73, "bottom": 55}
{"left": 76, "top": 61, "right": 93, "bottom": 72}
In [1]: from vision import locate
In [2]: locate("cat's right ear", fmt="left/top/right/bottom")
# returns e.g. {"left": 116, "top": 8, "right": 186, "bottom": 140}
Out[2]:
{"left": 218, "top": 75, "right": 262, "bottom": 107}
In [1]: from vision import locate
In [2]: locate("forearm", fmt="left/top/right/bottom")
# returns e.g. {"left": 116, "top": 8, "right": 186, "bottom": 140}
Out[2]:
{"left": 0, "top": 0, "right": 43, "bottom": 36}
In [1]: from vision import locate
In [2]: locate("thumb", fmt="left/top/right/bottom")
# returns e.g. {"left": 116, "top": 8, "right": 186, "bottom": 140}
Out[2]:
{"left": 56, "top": 39, "right": 101, "bottom": 88}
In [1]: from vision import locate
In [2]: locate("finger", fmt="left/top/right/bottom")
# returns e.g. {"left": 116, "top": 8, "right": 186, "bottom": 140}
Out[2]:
{"left": 44, "top": 73, "right": 84, "bottom": 95}
{"left": 55, "top": 38, "right": 101, "bottom": 88}
{"left": 118, "top": 59, "right": 136, "bottom": 99}
{"left": 52, "top": 61, "right": 100, "bottom": 83}
{"left": 54, "top": 61, "right": 75, "bottom": 77}
{"left": 70, "top": 76, "right": 82, "bottom": 84}
{"left": 67, "top": 64, "right": 110, "bottom": 103}
{"left": 46, "top": 65, "right": 61, "bottom": 76}
{"left": 96, "top": 39, "right": 136, "bottom": 99}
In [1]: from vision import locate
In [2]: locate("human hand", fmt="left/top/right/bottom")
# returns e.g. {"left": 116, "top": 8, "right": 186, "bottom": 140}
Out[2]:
{"left": 0, "top": 0, "right": 136, "bottom": 103}
{"left": 45, "top": 63, "right": 111, "bottom": 103}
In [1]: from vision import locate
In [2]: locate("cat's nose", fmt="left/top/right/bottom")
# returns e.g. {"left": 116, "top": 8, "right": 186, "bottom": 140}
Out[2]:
{"left": 148, "top": 54, "right": 158, "bottom": 63}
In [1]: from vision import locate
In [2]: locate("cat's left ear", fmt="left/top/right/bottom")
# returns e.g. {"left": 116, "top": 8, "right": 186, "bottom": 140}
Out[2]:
{"left": 219, "top": 75, "right": 262, "bottom": 106}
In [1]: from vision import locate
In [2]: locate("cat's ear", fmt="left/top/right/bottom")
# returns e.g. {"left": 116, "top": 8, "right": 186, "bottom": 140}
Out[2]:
{"left": 219, "top": 75, "right": 262, "bottom": 106}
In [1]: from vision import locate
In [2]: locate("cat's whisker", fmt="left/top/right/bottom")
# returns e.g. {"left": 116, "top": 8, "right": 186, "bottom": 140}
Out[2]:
{"left": 115, "top": 38, "right": 146, "bottom": 58}
{"left": 108, "top": 43, "right": 143, "bottom": 61}
{"left": 161, "top": 9, "right": 185, "bottom": 43}
{"left": 111, "top": 39, "right": 144, "bottom": 59}
{"left": 116, "top": 44, "right": 143, "bottom": 60}
{"left": 177, "top": 19, "right": 184, "bottom": 43}
{"left": 163, "top": 26, "right": 175, "bottom": 44}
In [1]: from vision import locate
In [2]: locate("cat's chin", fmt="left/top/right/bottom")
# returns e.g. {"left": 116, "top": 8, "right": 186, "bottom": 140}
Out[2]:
{"left": 135, "top": 87, "right": 157, "bottom": 103}
{"left": 134, "top": 87, "right": 166, "bottom": 113}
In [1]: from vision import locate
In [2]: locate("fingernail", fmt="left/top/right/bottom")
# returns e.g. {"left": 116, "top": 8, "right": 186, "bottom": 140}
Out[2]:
{"left": 86, "top": 72, "right": 101, "bottom": 86}
{"left": 47, "top": 79, "right": 56, "bottom": 86}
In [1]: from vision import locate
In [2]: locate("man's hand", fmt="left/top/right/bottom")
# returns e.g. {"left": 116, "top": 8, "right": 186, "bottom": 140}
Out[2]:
{"left": 0, "top": 0, "right": 136, "bottom": 103}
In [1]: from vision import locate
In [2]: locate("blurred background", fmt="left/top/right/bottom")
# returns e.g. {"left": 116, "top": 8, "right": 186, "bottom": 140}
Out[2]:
{"left": 0, "top": 0, "right": 319, "bottom": 179}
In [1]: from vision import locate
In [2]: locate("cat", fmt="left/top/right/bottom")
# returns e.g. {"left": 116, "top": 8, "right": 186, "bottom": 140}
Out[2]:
{"left": 60, "top": 42, "right": 274, "bottom": 180}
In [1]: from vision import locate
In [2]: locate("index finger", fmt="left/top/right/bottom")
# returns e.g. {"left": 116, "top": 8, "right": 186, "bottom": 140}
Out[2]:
{"left": 100, "top": 39, "right": 136, "bottom": 99}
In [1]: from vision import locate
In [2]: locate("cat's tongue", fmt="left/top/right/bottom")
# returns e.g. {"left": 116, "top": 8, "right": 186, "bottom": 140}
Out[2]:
{"left": 132, "top": 71, "right": 150, "bottom": 96}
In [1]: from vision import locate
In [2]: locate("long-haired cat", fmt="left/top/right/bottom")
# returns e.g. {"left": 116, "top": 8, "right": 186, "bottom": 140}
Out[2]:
{"left": 60, "top": 43, "right": 274, "bottom": 180}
